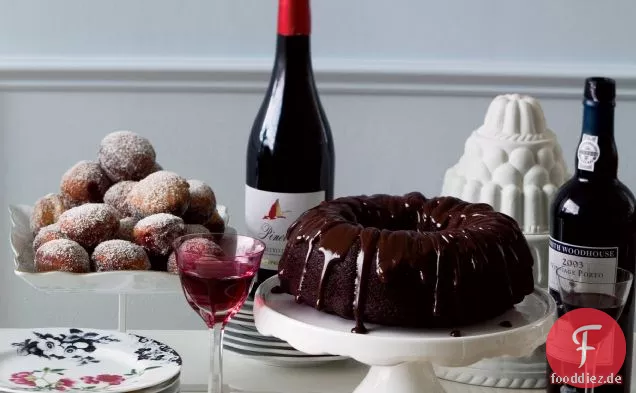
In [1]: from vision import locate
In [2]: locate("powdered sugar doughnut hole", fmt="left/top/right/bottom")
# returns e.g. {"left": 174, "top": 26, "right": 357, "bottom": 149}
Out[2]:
{"left": 126, "top": 171, "right": 190, "bottom": 217}
{"left": 60, "top": 160, "right": 112, "bottom": 205}
{"left": 104, "top": 181, "right": 137, "bottom": 216}
{"left": 92, "top": 240, "right": 151, "bottom": 272}
{"left": 30, "top": 193, "right": 67, "bottom": 234}
{"left": 57, "top": 203, "right": 120, "bottom": 248}
{"left": 33, "top": 224, "right": 68, "bottom": 252}
{"left": 35, "top": 239, "right": 90, "bottom": 273}
{"left": 183, "top": 179, "right": 217, "bottom": 224}
{"left": 98, "top": 131, "right": 157, "bottom": 182}
{"left": 133, "top": 213, "right": 186, "bottom": 256}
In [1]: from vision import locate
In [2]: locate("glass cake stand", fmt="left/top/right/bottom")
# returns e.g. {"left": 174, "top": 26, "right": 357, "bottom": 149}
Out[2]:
{"left": 253, "top": 277, "right": 556, "bottom": 393}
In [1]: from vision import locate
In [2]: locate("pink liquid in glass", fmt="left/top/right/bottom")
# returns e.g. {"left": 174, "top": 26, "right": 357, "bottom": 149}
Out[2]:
{"left": 179, "top": 263, "right": 256, "bottom": 327}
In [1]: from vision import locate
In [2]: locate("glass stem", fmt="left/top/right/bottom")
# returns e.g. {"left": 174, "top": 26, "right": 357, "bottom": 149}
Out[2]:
{"left": 209, "top": 323, "right": 224, "bottom": 393}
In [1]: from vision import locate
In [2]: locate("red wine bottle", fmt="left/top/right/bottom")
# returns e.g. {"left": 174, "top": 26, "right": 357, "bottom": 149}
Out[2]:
{"left": 245, "top": 0, "right": 335, "bottom": 288}
{"left": 547, "top": 77, "right": 635, "bottom": 392}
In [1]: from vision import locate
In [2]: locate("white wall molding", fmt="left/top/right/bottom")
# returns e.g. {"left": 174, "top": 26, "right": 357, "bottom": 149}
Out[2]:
{"left": 2, "top": 57, "right": 636, "bottom": 99}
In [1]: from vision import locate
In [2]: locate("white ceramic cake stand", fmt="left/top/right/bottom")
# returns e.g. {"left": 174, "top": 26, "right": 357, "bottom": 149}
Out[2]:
{"left": 254, "top": 277, "right": 556, "bottom": 393}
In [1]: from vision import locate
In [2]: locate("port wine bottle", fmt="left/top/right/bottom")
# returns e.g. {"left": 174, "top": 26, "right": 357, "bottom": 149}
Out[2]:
{"left": 245, "top": 0, "right": 335, "bottom": 291}
{"left": 547, "top": 77, "right": 636, "bottom": 392}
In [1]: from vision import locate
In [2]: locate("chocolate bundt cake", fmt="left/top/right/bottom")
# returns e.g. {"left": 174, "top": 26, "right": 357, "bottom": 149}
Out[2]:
{"left": 277, "top": 192, "right": 535, "bottom": 333}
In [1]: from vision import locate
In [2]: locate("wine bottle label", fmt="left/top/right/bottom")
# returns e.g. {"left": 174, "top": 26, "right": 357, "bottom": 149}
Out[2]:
{"left": 245, "top": 185, "right": 325, "bottom": 271}
{"left": 548, "top": 237, "right": 618, "bottom": 295}
{"left": 577, "top": 134, "right": 600, "bottom": 171}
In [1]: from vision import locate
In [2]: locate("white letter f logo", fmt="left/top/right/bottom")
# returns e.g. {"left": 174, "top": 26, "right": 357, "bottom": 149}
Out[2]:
{"left": 573, "top": 324, "right": 602, "bottom": 368}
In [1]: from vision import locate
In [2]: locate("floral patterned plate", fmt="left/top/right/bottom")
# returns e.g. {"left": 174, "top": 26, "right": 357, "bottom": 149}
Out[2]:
{"left": 0, "top": 328, "right": 181, "bottom": 393}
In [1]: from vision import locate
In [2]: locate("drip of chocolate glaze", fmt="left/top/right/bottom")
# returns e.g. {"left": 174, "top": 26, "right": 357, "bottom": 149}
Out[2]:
{"left": 315, "top": 223, "right": 361, "bottom": 310}
{"left": 271, "top": 286, "right": 284, "bottom": 294}
{"left": 450, "top": 330, "right": 461, "bottom": 337}
{"left": 376, "top": 229, "right": 425, "bottom": 283}
{"left": 497, "top": 243, "right": 515, "bottom": 298}
{"left": 351, "top": 325, "right": 368, "bottom": 334}
{"left": 295, "top": 236, "right": 316, "bottom": 303}
{"left": 351, "top": 228, "right": 380, "bottom": 334}
{"left": 499, "top": 320, "right": 512, "bottom": 328}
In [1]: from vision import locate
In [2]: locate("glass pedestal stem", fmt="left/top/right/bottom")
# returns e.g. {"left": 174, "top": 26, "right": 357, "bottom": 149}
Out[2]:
{"left": 209, "top": 323, "right": 224, "bottom": 393}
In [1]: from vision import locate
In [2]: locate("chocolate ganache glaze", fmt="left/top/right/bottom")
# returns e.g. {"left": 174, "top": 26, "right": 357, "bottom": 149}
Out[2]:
{"left": 276, "top": 192, "right": 535, "bottom": 334}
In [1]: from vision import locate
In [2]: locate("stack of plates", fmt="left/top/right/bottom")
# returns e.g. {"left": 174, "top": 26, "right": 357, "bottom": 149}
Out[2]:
{"left": 0, "top": 328, "right": 181, "bottom": 393}
{"left": 224, "top": 298, "right": 346, "bottom": 366}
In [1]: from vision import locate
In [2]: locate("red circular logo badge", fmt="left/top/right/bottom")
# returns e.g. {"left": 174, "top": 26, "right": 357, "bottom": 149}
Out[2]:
{"left": 546, "top": 308, "right": 626, "bottom": 388}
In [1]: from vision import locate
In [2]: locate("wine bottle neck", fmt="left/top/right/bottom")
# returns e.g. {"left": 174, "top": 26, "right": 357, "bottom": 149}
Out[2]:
{"left": 574, "top": 100, "right": 618, "bottom": 180}
{"left": 274, "top": 0, "right": 313, "bottom": 71}
{"left": 268, "top": 0, "right": 317, "bottom": 96}
{"left": 273, "top": 35, "right": 312, "bottom": 70}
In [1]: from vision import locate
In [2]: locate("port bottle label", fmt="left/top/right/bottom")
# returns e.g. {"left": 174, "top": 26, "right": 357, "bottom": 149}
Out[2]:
{"left": 245, "top": 185, "right": 325, "bottom": 271}
{"left": 577, "top": 134, "right": 600, "bottom": 171}
{"left": 548, "top": 237, "right": 618, "bottom": 294}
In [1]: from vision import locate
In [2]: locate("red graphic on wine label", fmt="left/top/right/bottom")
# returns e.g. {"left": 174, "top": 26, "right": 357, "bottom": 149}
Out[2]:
{"left": 546, "top": 308, "right": 626, "bottom": 388}
{"left": 262, "top": 199, "right": 290, "bottom": 220}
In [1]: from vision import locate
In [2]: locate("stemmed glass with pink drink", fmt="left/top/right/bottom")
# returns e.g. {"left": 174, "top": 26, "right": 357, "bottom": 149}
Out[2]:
{"left": 173, "top": 233, "right": 265, "bottom": 393}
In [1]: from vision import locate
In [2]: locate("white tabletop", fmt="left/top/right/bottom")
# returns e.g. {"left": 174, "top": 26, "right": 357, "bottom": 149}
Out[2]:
{"left": 0, "top": 328, "right": 543, "bottom": 393}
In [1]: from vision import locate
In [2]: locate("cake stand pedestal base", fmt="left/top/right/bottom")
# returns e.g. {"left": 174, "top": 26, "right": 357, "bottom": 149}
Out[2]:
{"left": 254, "top": 277, "right": 556, "bottom": 393}
{"left": 356, "top": 362, "right": 444, "bottom": 393}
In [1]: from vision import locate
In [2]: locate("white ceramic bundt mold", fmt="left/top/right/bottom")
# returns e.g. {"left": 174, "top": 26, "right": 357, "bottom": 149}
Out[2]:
{"left": 437, "top": 94, "right": 569, "bottom": 389}
{"left": 442, "top": 94, "right": 569, "bottom": 235}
